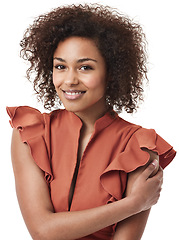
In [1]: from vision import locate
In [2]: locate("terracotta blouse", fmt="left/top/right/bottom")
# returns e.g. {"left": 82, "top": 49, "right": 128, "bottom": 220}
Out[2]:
{"left": 7, "top": 106, "right": 176, "bottom": 240}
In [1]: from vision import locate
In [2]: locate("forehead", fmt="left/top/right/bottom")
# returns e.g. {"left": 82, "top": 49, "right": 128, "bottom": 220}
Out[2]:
{"left": 53, "top": 36, "right": 103, "bottom": 60}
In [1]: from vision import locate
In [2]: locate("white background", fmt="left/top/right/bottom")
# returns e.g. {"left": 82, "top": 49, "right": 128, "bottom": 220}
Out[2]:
{"left": 1, "top": 0, "right": 178, "bottom": 239}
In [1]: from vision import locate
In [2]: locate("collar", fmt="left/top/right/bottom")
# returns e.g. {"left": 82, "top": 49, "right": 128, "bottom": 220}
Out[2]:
{"left": 64, "top": 108, "right": 118, "bottom": 135}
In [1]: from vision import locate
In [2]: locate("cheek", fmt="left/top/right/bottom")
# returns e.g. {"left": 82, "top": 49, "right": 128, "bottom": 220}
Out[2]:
{"left": 84, "top": 76, "right": 106, "bottom": 90}
{"left": 52, "top": 72, "right": 61, "bottom": 88}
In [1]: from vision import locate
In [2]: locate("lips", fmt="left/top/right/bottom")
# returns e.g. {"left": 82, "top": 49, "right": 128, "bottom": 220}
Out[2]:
{"left": 61, "top": 89, "right": 86, "bottom": 100}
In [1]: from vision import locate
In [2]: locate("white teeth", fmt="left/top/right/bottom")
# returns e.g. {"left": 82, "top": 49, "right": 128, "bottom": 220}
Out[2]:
{"left": 65, "top": 91, "right": 84, "bottom": 95}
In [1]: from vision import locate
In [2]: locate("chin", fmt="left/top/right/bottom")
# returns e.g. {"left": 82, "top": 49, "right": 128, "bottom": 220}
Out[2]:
{"left": 65, "top": 106, "right": 88, "bottom": 114}
{"left": 61, "top": 95, "right": 106, "bottom": 114}
{"left": 62, "top": 103, "right": 85, "bottom": 113}
{"left": 63, "top": 102, "right": 96, "bottom": 114}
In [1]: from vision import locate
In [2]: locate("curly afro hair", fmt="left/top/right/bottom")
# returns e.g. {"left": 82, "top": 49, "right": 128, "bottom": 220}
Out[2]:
{"left": 20, "top": 3, "right": 148, "bottom": 113}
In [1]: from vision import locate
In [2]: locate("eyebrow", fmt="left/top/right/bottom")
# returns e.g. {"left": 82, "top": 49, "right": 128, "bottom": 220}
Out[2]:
{"left": 53, "top": 57, "right": 97, "bottom": 63}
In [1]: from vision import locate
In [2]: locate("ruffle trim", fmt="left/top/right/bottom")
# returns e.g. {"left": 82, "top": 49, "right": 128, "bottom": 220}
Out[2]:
{"left": 100, "top": 128, "right": 176, "bottom": 202}
{"left": 7, "top": 106, "right": 53, "bottom": 184}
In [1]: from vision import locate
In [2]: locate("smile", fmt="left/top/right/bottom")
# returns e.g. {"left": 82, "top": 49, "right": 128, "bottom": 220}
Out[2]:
{"left": 63, "top": 91, "right": 85, "bottom": 95}
{"left": 62, "top": 89, "right": 86, "bottom": 100}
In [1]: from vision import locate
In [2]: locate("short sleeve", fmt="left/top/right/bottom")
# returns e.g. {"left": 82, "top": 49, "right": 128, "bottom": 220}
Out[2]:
{"left": 100, "top": 127, "right": 176, "bottom": 201}
{"left": 6, "top": 106, "right": 53, "bottom": 184}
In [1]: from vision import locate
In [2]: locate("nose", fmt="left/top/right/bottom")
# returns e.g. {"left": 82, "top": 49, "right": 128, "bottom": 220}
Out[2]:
{"left": 64, "top": 69, "right": 79, "bottom": 86}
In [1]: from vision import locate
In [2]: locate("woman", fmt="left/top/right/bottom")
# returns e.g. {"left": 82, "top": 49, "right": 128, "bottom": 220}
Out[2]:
{"left": 7, "top": 4, "right": 176, "bottom": 240}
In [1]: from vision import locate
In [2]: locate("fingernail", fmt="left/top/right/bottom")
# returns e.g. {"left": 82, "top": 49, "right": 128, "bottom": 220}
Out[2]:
{"left": 151, "top": 159, "right": 158, "bottom": 168}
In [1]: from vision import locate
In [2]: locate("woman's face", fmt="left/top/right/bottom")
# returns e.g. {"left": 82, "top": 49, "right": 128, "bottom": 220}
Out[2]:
{"left": 53, "top": 36, "right": 107, "bottom": 114}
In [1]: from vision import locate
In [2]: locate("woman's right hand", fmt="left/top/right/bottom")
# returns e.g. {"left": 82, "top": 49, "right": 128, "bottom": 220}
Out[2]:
{"left": 128, "top": 160, "right": 163, "bottom": 213}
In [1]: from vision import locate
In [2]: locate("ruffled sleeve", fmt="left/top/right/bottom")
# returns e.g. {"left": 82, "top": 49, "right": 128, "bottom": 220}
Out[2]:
{"left": 6, "top": 106, "right": 53, "bottom": 184}
{"left": 100, "top": 127, "right": 176, "bottom": 201}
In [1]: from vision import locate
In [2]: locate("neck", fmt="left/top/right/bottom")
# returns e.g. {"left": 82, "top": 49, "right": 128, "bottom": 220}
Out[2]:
{"left": 74, "top": 98, "right": 108, "bottom": 133}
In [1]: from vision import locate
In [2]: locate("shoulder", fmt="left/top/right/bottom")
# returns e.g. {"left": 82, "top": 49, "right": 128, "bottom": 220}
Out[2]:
{"left": 6, "top": 106, "right": 65, "bottom": 133}
{"left": 6, "top": 106, "right": 61, "bottom": 125}
{"left": 114, "top": 116, "right": 163, "bottom": 149}
{"left": 8, "top": 106, "right": 54, "bottom": 184}
{"left": 111, "top": 116, "right": 158, "bottom": 149}
{"left": 112, "top": 115, "right": 176, "bottom": 171}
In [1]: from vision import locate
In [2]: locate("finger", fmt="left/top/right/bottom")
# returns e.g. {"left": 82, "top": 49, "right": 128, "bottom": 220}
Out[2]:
{"left": 141, "top": 159, "right": 159, "bottom": 180}
{"left": 155, "top": 167, "right": 163, "bottom": 180}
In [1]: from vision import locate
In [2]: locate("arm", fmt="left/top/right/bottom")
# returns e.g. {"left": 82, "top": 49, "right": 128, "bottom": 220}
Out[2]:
{"left": 11, "top": 129, "right": 162, "bottom": 240}
{"left": 113, "top": 149, "right": 160, "bottom": 240}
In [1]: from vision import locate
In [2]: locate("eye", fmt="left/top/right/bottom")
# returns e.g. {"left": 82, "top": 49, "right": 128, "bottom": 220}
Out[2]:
{"left": 54, "top": 65, "right": 66, "bottom": 70}
{"left": 80, "top": 65, "right": 93, "bottom": 71}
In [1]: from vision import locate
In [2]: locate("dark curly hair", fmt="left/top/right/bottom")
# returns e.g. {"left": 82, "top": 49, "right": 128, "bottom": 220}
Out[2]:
{"left": 20, "top": 3, "right": 148, "bottom": 113}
